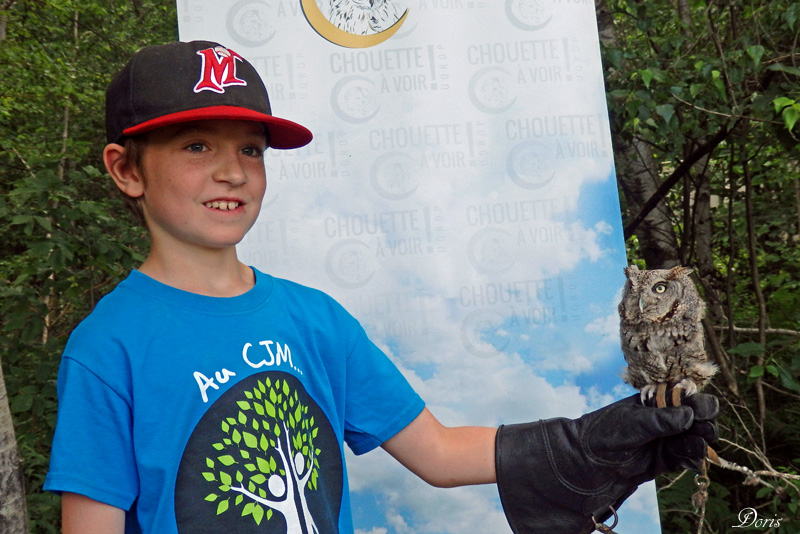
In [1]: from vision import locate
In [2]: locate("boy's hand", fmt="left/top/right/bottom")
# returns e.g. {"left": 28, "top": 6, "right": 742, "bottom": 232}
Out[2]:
{"left": 495, "top": 393, "right": 719, "bottom": 534}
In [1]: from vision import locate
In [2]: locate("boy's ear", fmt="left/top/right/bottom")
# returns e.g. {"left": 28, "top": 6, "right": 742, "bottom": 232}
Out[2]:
{"left": 103, "top": 143, "right": 145, "bottom": 198}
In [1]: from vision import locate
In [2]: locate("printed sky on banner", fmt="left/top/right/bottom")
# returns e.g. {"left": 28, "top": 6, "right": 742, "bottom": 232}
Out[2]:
{"left": 179, "top": 1, "right": 662, "bottom": 533}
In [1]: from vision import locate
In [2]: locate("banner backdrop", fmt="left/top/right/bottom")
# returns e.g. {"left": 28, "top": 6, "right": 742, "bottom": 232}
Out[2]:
{"left": 178, "top": 2, "right": 662, "bottom": 532}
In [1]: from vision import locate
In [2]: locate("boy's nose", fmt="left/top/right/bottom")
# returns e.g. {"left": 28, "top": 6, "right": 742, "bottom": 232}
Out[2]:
{"left": 212, "top": 152, "right": 248, "bottom": 186}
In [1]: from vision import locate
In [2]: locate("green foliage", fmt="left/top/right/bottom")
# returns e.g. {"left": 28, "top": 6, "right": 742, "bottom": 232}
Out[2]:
{"left": 0, "top": 0, "right": 176, "bottom": 530}
{"left": 773, "top": 97, "right": 800, "bottom": 133}
{"left": 602, "top": 0, "right": 800, "bottom": 531}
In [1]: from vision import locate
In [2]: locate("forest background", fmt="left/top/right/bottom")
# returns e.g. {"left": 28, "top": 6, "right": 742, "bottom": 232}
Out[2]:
{"left": 0, "top": 0, "right": 798, "bottom": 533}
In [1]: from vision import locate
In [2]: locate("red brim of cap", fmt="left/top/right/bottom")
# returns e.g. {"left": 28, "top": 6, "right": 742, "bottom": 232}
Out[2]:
{"left": 122, "top": 105, "right": 313, "bottom": 149}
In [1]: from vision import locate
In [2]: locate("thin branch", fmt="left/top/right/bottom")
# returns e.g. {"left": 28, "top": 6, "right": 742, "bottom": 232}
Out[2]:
{"left": 761, "top": 380, "right": 800, "bottom": 402}
{"left": 706, "top": 1, "right": 741, "bottom": 112}
{"left": 765, "top": 53, "right": 800, "bottom": 68}
{"left": 657, "top": 469, "right": 690, "bottom": 492}
{"left": 9, "top": 147, "right": 36, "bottom": 180}
{"left": 714, "top": 438, "right": 800, "bottom": 486}
{"left": 670, "top": 93, "right": 783, "bottom": 125}
{"left": 624, "top": 125, "right": 732, "bottom": 239}
{"left": 742, "top": 146, "right": 769, "bottom": 435}
{"left": 713, "top": 325, "right": 800, "bottom": 337}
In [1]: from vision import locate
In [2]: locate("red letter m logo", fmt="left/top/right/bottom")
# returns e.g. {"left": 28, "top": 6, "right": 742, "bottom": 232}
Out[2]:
{"left": 193, "top": 46, "right": 247, "bottom": 94}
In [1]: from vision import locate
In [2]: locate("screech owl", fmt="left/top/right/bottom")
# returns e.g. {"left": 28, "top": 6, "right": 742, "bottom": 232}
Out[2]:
{"left": 619, "top": 265, "right": 718, "bottom": 403}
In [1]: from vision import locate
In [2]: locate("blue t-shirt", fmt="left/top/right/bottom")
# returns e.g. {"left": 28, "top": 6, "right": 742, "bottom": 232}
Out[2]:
{"left": 45, "top": 269, "right": 424, "bottom": 533}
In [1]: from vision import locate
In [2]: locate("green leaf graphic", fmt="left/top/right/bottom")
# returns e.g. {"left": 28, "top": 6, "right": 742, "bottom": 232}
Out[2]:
{"left": 257, "top": 457, "right": 271, "bottom": 474}
{"left": 200, "top": 377, "right": 324, "bottom": 527}
{"left": 243, "top": 431, "right": 257, "bottom": 449}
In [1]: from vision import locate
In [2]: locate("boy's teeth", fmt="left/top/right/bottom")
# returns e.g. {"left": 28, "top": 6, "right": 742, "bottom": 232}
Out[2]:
{"left": 205, "top": 201, "right": 239, "bottom": 210}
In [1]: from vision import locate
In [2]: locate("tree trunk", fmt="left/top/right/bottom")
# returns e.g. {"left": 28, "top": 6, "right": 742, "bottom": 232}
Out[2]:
{"left": 596, "top": 0, "right": 680, "bottom": 269}
{"left": 0, "top": 3, "right": 30, "bottom": 533}
{"left": 0, "top": 358, "right": 29, "bottom": 534}
{"left": 0, "top": 1, "right": 15, "bottom": 41}
{"left": 793, "top": 176, "right": 800, "bottom": 238}
{"left": 615, "top": 139, "right": 682, "bottom": 268}
{"left": 691, "top": 159, "right": 740, "bottom": 398}
{"left": 674, "top": 0, "right": 692, "bottom": 34}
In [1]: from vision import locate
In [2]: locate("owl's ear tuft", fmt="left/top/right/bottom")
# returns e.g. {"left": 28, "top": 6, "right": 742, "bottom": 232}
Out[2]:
{"left": 624, "top": 265, "right": 641, "bottom": 279}
{"left": 667, "top": 266, "right": 693, "bottom": 280}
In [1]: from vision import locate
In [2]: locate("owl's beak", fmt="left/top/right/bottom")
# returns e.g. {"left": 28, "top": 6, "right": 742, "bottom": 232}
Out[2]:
{"left": 638, "top": 297, "right": 645, "bottom": 312}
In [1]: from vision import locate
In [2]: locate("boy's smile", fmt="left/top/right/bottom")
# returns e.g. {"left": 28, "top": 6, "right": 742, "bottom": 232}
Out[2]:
{"left": 135, "top": 119, "right": 268, "bottom": 255}
{"left": 204, "top": 200, "right": 241, "bottom": 211}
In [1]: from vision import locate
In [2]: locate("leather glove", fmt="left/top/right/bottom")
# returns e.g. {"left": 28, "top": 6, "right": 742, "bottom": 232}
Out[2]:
{"left": 650, "top": 390, "right": 720, "bottom": 473}
{"left": 495, "top": 393, "right": 719, "bottom": 534}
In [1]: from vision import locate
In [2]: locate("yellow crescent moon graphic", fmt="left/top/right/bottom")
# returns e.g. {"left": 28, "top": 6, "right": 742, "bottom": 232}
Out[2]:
{"left": 301, "top": 0, "right": 408, "bottom": 48}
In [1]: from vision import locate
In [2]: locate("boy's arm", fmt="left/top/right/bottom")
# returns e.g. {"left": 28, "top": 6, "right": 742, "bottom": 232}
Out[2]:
{"left": 62, "top": 492, "right": 125, "bottom": 534}
{"left": 381, "top": 407, "right": 497, "bottom": 488}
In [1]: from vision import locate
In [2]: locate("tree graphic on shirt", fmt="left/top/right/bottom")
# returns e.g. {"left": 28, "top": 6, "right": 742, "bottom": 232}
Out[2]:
{"left": 201, "top": 376, "right": 321, "bottom": 533}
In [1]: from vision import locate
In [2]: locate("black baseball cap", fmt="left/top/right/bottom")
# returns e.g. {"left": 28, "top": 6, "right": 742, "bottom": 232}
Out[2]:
{"left": 105, "top": 40, "right": 312, "bottom": 149}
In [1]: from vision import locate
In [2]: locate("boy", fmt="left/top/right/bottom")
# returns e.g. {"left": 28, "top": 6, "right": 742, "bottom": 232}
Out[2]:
{"left": 45, "top": 41, "right": 717, "bottom": 534}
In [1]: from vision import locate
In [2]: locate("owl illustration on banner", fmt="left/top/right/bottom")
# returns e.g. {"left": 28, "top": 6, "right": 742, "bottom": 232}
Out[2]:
{"left": 328, "top": 0, "right": 403, "bottom": 35}
{"left": 619, "top": 265, "right": 718, "bottom": 405}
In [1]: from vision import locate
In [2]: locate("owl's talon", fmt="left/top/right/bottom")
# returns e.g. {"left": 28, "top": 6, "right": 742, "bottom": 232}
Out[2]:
{"left": 639, "top": 384, "right": 658, "bottom": 405}
{"left": 667, "top": 380, "right": 699, "bottom": 406}
{"left": 706, "top": 445, "right": 721, "bottom": 466}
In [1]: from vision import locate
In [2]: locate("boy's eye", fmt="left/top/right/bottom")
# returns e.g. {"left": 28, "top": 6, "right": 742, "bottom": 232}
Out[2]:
{"left": 242, "top": 145, "right": 265, "bottom": 158}
{"left": 186, "top": 143, "right": 206, "bottom": 153}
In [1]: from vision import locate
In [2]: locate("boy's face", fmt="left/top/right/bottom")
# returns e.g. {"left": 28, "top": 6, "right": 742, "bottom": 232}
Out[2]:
{"left": 135, "top": 119, "right": 268, "bottom": 253}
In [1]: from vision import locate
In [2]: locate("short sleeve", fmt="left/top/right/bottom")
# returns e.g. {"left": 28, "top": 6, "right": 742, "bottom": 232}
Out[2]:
{"left": 44, "top": 357, "right": 139, "bottom": 510}
{"left": 343, "top": 332, "right": 425, "bottom": 455}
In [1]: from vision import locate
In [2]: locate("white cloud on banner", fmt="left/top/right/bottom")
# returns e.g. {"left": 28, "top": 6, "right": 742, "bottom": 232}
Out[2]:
{"left": 586, "top": 286, "right": 626, "bottom": 345}
{"left": 348, "top": 449, "right": 510, "bottom": 534}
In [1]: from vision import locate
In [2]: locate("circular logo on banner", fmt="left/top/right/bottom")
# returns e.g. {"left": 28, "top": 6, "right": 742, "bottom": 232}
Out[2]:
{"left": 467, "top": 228, "right": 517, "bottom": 275}
{"left": 330, "top": 75, "right": 380, "bottom": 124}
{"left": 505, "top": 0, "right": 553, "bottom": 31}
{"left": 370, "top": 152, "right": 419, "bottom": 200}
{"left": 226, "top": 0, "right": 277, "bottom": 47}
{"left": 468, "top": 67, "right": 517, "bottom": 114}
{"left": 301, "top": 0, "right": 408, "bottom": 48}
{"left": 461, "top": 309, "right": 509, "bottom": 358}
{"left": 325, "top": 239, "right": 376, "bottom": 288}
{"left": 506, "top": 141, "right": 556, "bottom": 189}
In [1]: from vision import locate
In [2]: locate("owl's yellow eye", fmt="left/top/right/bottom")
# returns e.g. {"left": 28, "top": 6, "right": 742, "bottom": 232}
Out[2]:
{"left": 653, "top": 282, "right": 667, "bottom": 294}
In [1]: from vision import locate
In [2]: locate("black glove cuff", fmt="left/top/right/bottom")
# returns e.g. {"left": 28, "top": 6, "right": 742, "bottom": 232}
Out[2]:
{"left": 495, "top": 394, "right": 705, "bottom": 533}
{"left": 496, "top": 421, "right": 624, "bottom": 534}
